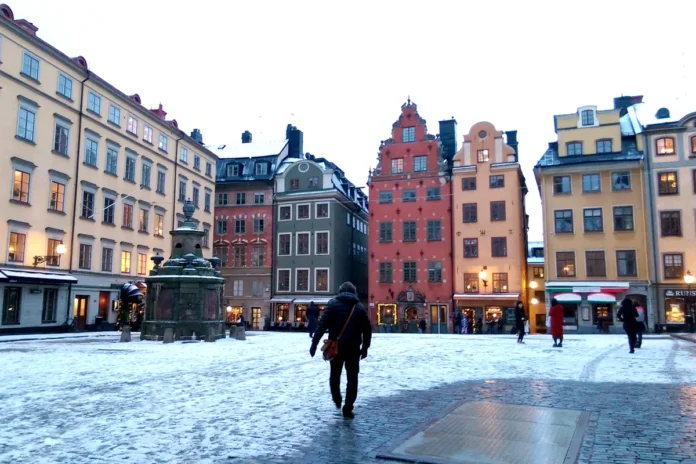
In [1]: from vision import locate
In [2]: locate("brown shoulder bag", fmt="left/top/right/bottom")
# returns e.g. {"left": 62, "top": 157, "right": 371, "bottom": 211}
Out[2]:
{"left": 321, "top": 305, "right": 356, "bottom": 361}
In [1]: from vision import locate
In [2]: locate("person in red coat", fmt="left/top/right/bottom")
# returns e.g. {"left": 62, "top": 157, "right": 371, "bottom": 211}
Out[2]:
{"left": 548, "top": 298, "right": 564, "bottom": 348}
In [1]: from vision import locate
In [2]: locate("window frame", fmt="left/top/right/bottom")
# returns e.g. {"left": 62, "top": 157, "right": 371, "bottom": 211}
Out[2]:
{"left": 314, "top": 268, "right": 330, "bottom": 292}
{"left": 315, "top": 231, "right": 330, "bottom": 255}
{"left": 554, "top": 209, "right": 574, "bottom": 234}
{"left": 143, "top": 125, "right": 153, "bottom": 144}
{"left": 490, "top": 201, "right": 506, "bottom": 222}
{"left": 656, "top": 137, "right": 676, "bottom": 155}
{"left": 84, "top": 137, "right": 99, "bottom": 167}
{"left": 137, "top": 253, "right": 148, "bottom": 276}
{"left": 277, "top": 233, "right": 292, "bottom": 256}
{"left": 492, "top": 272, "right": 508, "bottom": 293}
{"left": 379, "top": 222, "right": 393, "bottom": 242}
{"left": 403, "top": 221, "right": 417, "bottom": 242}
{"left": 315, "top": 202, "right": 330, "bottom": 219}
{"left": 566, "top": 141, "right": 583, "bottom": 156}
{"left": 403, "top": 261, "right": 417, "bottom": 283}
{"left": 556, "top": 251, "right": 576, "bottom": 277}
{"left": 108, "top": 104, "right": 121, "bottom": 126}
{"left": 596, "top": 139, "right": 612, "bottom": 154}
{"left": 616, "top": 249, "right": 638, "bottom": 277}
{"left": 53, "top": 119, "right": 70, "bottom": 156}
{"left": 279, "top": 205, "right": 292, "bottom": 221}
{"left": 580, "top": 109, "right": 595, "bottom": 126}
{"left": 16, "top": 105, "right": 37, "bottom": 143}
{"left": 295, "top": 268, "right": 310, "bottom": 292}
{"left": 78, "top": 243, "right": 92, "bottom": 270}
{"left": 120, "top": 250, "right": 132, "bottom": 274}
{"left": 379, "top": 262, "right": 393, "bottom": 283}
{"left": 585, "top": 250, "right": 607, "bottom": 278}
{"left": 552, "top": 176, "right": 572, "bottom": 195}
{"left": 462, "top": 177, "right": 476, "bottom": 191}
{"left": 663, "top": 253, "right": 684, "bottom": 279}
{"left": 276, "top": 269, "right": 291, "bottom": 292}
{"left": 42, "top": 288, "right": 59, "bottom": 323}
{"left": 12, "top": 169, "right": 31, "bottom": 204}
{"left": 8, "top": 232, "right": 26, "bottom": 263}
{"left": 413, "top": 155, "right": 427, "bottom": 172}
{"left": 464, "top": 238, "right": 478, "bottom": 258}
{"left": 426, "top": 220, "right": 442, "bottom": 241}
{"left": 660, "top": 210, "right": 682, "bottom": 237}
{"left": 581, "top": 173, "right": 601, "bottom": 193}
{"left": 491, "top": 237, "right": 507, "bottom": 257}
{"left": 489, "top": 175, "right": 505, "bottom": 188}
{"left": 477, "top": 149, "right": 489, "bottom": 163}
{"left": 426, "top": 186, "right": 441, "bottom": 200}
{"left": 463, "top": 203, "right": 478, "bottom": 223}
{"left": 2, "top": 287, "right": 22, "bottom": 325}
{"left": 49, "top": 180, "right": 66, "bottom": 212}
{"left": 583, "top": 207, "right": 604, "bottom": 233}
{"left": 403, "top": 126, "right": 415, "bottom": 143}
{"left": 611, "top": 171, "right": 631, "bottom": 191}
{"left": 427, "top": 261, "right": 443, "bottom": 283}
{"left": 21, "top": 51, "right": 40, "bottom": 81}
{"left": 658, "top": 171, "right": 679, "bottom": 195}
{"left": 296, "top": 203, "right": 311, "bottom": 220}
{"left": 391, "top": 158, "right": 404, "bottom": 174}
{"left": 87, "top": 92, "right": 102, "bottom": 114}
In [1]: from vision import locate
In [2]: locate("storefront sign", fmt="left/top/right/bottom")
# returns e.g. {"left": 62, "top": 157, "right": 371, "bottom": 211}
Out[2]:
{"left": 664, "top": 289, "right": 696, "bottom": 298}
{"left": 573, "top": 287, "right": 602, "bottom": 294}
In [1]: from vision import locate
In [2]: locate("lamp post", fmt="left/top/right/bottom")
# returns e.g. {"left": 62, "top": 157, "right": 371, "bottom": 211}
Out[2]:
{"left": 33, "top": 242, "right": 67, "bottom": 267}
{"left": 685, "top": 270, "right": 694, "bottom": 332}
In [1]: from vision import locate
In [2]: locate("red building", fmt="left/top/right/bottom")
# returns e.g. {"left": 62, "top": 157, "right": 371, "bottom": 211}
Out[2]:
{"left": 367, "top": 100, "right": 456, "bottom": 333}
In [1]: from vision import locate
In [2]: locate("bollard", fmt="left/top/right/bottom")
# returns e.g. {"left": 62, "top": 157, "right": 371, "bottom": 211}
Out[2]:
{"left": 205, "top": 327, "right": 215, "bottom": 342}
{"left": 120, "top": 326, "right": 132, "bottom": 343}
{"left": 235, "top": 325, "right": 246, "bottom": 341}
{"left": 163, "top": 328, "right": 174, "bottom": 344}
{"left": 229, "top": 325, "right": 238, "bottom": 339}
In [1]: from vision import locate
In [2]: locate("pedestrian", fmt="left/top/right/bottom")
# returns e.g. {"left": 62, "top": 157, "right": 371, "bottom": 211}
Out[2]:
{"left": 617, "top": 297, "right": 639, "bottom": 354}
{"left": 549, "top": 298, "right": 564, "bottom": 347}
{"left": 454, "top": 312, "right": 462, "bottom": 334}
{"left": 419, "top": 318, "right": 427, "bottom": 334}
{"left": 476, "top": 317, "right": 483, "bottom": 334}
{"left": 635, "top": 304, "right": 646, "bottom": 349}
{"left": 515, "top": 301, "right": 526, "bottom": 343}
{"left": 309, "top": 282, "right": 372, "bottom": 419}
{"left": 307, "top": 301, "right": 320, "bottom": 338}
{"left": 497, "top": 317, "right": 504, "bottom": 334}
{"left": 462, "top": 315, "right": 469, "bottom": 334}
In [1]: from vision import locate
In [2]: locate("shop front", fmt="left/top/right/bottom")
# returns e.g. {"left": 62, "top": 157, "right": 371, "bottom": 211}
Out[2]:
{"left": 453, "top": 293, "right": 520, "bottom": 334}
{"left": 661, "top": 288, "right": 696, "bottom": 332}
{"left": 375, "top": 286, "right": 450, "bottom": 334}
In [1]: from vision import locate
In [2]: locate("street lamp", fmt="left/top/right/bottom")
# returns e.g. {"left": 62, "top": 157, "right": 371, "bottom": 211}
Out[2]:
{"left": 531, "top": 298, "right": 539, "bottom": 305}
{"left": 33, "top": 242, "right": 66, "bottom": 267}
{"left": 530, "top": 281, "right": 538, "bottom": 289}
{"left": 685, "top": 270, "right": 694, "bottom": 332}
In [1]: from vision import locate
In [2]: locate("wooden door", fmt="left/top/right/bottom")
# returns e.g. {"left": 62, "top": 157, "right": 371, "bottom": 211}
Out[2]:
{"left": 98, "top": 291, "right": 110, "bottom": 319}
{"left": 74, "top": 295, "right": 88, "bottom": 330}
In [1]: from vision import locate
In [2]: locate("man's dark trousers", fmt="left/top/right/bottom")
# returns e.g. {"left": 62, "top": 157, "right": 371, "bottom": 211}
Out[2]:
{"left": 329, "top": 347, "right": 361, "bottom": 412}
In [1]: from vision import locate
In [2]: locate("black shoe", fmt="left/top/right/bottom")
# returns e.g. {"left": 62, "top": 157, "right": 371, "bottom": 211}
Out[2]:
{"left": 553, "top": 343, "right": 558, "bottom": 347}
{"left": 630, "top": 350, "right": 635, "bottom": 354}
{"left": 333, "top": 397, "right": 342, "bottom": 409}
{"left": 342, "top": 406, "right": 354, "bottom": 419}
{"left": 557, "top": 344, "right": 562, "bottom": 348}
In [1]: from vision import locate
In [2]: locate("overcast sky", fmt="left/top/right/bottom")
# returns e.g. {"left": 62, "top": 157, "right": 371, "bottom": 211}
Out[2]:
{"left": 12, "top": 0, "right": 694, "bottom": 240}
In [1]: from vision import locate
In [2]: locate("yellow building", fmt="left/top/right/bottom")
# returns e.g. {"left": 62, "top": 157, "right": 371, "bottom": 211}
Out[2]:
{"left": 527, "top": 241, "right": 546, "bottom": 333}
{"left": 452, "top": 122, "right": 528, "bottom": 333}
{"left": 534, "top": 97, "right": 651, "bottom": 333}
{"left": 0, "top": 5, "right": 217, "bottom": 333}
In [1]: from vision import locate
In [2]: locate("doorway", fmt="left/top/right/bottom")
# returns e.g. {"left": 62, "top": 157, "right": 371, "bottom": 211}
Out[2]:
{"left": 429, "top": 305, "right": 448, "bottom": 334}
{"left": 73, "top": 295, "right": 89, "bottom": 330}
{"left": 252, "top": 307, "right": 261, "bottom": 329}
{"left": 98, "top": 291, "right": 110, "bottom": 319}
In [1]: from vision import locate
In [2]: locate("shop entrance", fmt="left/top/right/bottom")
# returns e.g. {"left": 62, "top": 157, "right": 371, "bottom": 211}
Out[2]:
{"left": 485, "top": 306, "right": 503, "bottom": 334}
{"left": 593, "top": 304, "right": 613, "bottom": 333}
{"left": 561, "top": 304, "right": 579, "bottom": 328}
{"left": 251, "top": 307, "right": 261, "bottom": 329}
{"left": 73, "top": 295, "right": 88, "bottom": 330}
{"left": 461, "top": 307, "right": 479, "bottom": 333}
{"left": 404, "top": 306, "right": 419, "bottom": 333}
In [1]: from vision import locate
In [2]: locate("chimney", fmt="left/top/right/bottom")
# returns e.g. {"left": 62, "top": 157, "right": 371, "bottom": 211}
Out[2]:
{"left": 438, "top": 118, "right": 458, "bottom": 163}
{"left": 241, "top": 131, "right": 252, "bottom": 144}
{"left": 655, "top": 108, "right": 671, "bottom": 120}
{"left": 190, "top": 129, "right": 203, "bottom": 145}
{"left": 287, "top": 124, "right": 304, "bottom": 159}
{"left": 505, "top": 130, "right": 519, "bottom": 159}
{"left": 149, "top": 104, "right": 167, "bottom": 120}
{"left": 613, "top": 95, "right": 644, "bottom": 116}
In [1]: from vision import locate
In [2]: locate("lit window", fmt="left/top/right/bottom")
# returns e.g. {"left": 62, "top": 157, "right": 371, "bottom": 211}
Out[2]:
{"left": 137, "top": 253, "right": 147, "bottom": 276}
{"left": 12, "top": 169, "right": 30, "bottom": 203}
{"left": 121, "top": 251, "right": 131, "bottom": 273}
{"left": 50, "top": 181, "right": 65, "bottom": 212}
{"left": 656, "top": 137, "right": 675, "bottom": 155}
{"left": 155, "top": 214, "right": 164, "bottom": 236}
{"left": 477, "top": 150, "right": 489, "bottom": 163}
{"left": 391, "top": 158, "right": 404, "bottom": 174}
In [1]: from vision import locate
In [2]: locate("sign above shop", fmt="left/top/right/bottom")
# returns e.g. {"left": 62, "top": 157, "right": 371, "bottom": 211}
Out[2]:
{"left": 573, "top": 287, "right": 602, "bottom": 293}
{"left": 664, "top": 289, "right": 696, "bottom": 298}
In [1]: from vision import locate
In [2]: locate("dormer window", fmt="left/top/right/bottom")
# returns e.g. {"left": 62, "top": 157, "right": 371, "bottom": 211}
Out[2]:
{"left": 581, "top": 109, "right": 594, "bottom": 126}
{"left": 656, "top": 137, "right": 675, "bottom": 155}
{"left": 567, "top": 141, "right": 583, "bottom": 156}
{"left": 255, "top": 162, "right": 268, "bottom": 175}
{"left": 227, "top": 164, "right": 240, "bottom": 177}
{"left": 403, "top": 127, "right": 415, "bottom": 143}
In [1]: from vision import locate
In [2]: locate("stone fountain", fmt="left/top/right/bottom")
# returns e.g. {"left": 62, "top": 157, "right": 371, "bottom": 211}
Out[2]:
{"left": 140, "top": 200, "right": 226, "bottom": 342}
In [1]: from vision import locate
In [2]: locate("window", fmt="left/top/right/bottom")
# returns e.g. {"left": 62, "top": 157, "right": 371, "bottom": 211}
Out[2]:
{"left": 533, "top": 267, "right": 544, "bottom": 278}
{"left": 581, "top": 109, "right": 594, "bottom": 126}
{"left": 194, "top": 154, "right": 201, "bottom": 170}
{"left": 612, "top": 172, "right": 631, "bottom": 191}
{"left": 42, "top": 288, "right": 58, "bottom": 323}
{"left": 279, "top": 205, "right": 291, "bottom": 220}
{"left": 216, "top": 219, "right": 227, "bottom": 235}
{"left": 316, "top": 269, "right": 329, "bottom": 292}
{"left": 85, "top": 139, "right": 98, "bottom": 167}
{"left": 178, "top": 180, "right": 186, "bottom": 202}
{"left": 583, "top": 208, "right": 603, "bottom": 232}
{"left": 143, "top": 125, "right": 153, "bottom": 143}
{"left": 596, "top": 139, "right": 612, "bottom": 153}
{"left": 556, "top": 252, "right": 576, "bottom": 277}
{"left": 490, "top": 201, "right": 506, "bottom": 221}
{"left": 50, "top": 181, "right": 65, "bottom": 212}
{"left": 379, "top": 222, "right": 393, "bottom": 242}
{"left": 316, "top": 203, "right": 329, "bottom": 218}
{"left": 414, "top": 155, "right": 427, "bottom": 172}
{"left": 158, "top": 134, "right": 168, "bottom": 152}
{"left": 81, "top": 191, "right": 94, "bottom": 218}
{"left": 125, "top": 157, "right": 136, "bottom": 181}
{"left": 490, "top": 175, "right": 504, "bottom": 188}
{"left": 157, "top": 171, "right": 166, "bottom": 194}
{"left": 656, "top": 137, "right": 675, "bottom": 155}
{"left": 477, "top": 149, "right": 489, "bottom": 163}
{"left": 554, "top": 210, "right": 573, "bottom": 233}
{"left": 16, "top": 107, "right": 36, "bottom": 142}
{"left": 2, "top": 287, "right": 21, "bottom": 325}
{"left": 403, "top": 189, "right": 416, "bottom": 202}
{"left": 277, "top": 270, "right": 291, "bottom": 292}
{"left": 427, "top": 220, "right": 442, "bottom": 241}
{"left": 251, "top": 246, "right": 265, "bottom": 267}
{"left": 155, "top": 214, "right": 164, "bottom": 236}
{"left": 553, "top": 176, "right": 571, "bottom": 194}
{"left": 87, "top": 92, "right": 101, "bottom": 114}
{"left": 106, "top": 147, "right": 118, "bottom": 175}
{"left": 254, "top": 192, "right": 265, "bottom": 205}
{"left": 308, "top": 177, "right": 319, "bottom": 188}
{"left": 379, "top": 191, "right": 393, "bottom": 203}
{"left": 464, "top": 238, "right": 478, "bottom": 258}
{"left": 403, "top": 262, "right": 417, "bottom": 282}
{"left": 664, "top": 254, "right": 684, "bottom": 279}
{"left": 315, "top": 231, "right": 329, "bottom": 254}
{"left": 582, "top": 174, "right": 601, "bottom": 193}
{"left": 232, "top": 245, "right": 246, "bottom": 267}
{"left": 218, "top": 193, "right": 228, "bottom": 206}
{"left": 204, "top": 192, "right": 211, "bottom": 212}
{"left": 180, "top": 146, "right": 188, "bottom": 163}
{"left": 78, "top": 244, "right": 92, "bottom": 270}
{"left": 613, "top": 206, "right": 634, "bottom": 231}
{"left": 658, "top": 172, "right": 678, "bottom": 195}
{"left": 426, "top": 187, "right": 441, "bottom": 200}
{"left": 660, "top": 211, "right": 682, "bottom": 236}
{"left": 461, "top": 178, "right": 476, "bottom": 191}
{"left": 492, "top": 273, "right": 508, "bottom": 293}
{"left": 491, "top": 237, "right": 507, "bottom": 257}
{"left": 203, "top": 229, "right": 209, "bottom": 247}
{"left": 463, "top": 203, "right": 478, "bottom": 223}
{"left": 103, "top": 198, "right": 115, "bottom": 224}
{"left": 428, "top": 261, "right": 443, "bottom": 283}
{"left": 253, "top": 162, "right": 268, "bottom": 176}
{"left": 139, "top": 209, "right": 149, "bottom": 233}
{"left": 253, "top": 218, "right": 264, "bottom": 233}
{"left": 391, "top": 158, "right": 404, "bottom": 174}
{"left": 567, "top": 142, "right": 583, "bottom": 156}
{"left": 232, "top": 280, "right": 244, "bottom": 296}
{"left": 122, "top": 204, "right": 133, "bottom": 229}
{"left": 57, "top": 73, "right": 73, "bottom": 99}
{"left": 586, "top": 251, "right": 606, "bottom": 277}
{"left": 206, "top": 162, "right": 212, "bottom": 177}
{"left": 297, "top": 204, "right": 310, "bottom": 219}
{"left": 290, "top": 178, "right": 300, "bottom": 190}
{"left": 141, "top": 164, "right": 151, "bottom": 188}
{"left": 379, "top": 262, "right": 393, "bottom": 283}
{"left": 296, "top": 269, "right": 309, "bottom": 292}
{"left": 403, "top": 221, "right": 417, "bottom": 241}
{"left": 108, "top": 105, "right": 120, "bottom": 125}
{"left": 213, "top": 246, "right": 228, "bottom": 267}
{"left": 403, "top": 126, "right": 415, "bottom": 142}
{"left": 227, "top": 165, "right": 240, "bottom": 177}
{"left": 617, "top": 250, "right": 637, "bottom": 277}
{"left": 278, "top": 234, "right": 291, "bottom": 255}
{"left": 22, "top": 52, "right": 40, "bottom": 80}
{"left": 124, "top": 115, "right": 138, "bottom": 135}
{"left": 53, "top": 122, "right": 69, "bottom": 155}
{"left": 297, "top": 233, "right": 310, "bottom": 255}
{"left": 234, "top": 218, "right": 246, "bottom": 234}
{"left": 8, "top": 232, "right": 26, "bottom": 262}
{"left": 11, "top": 169, "right": 30, "bottom": 203}
{"left": 120, "top": 251, "right": 131, "bottom": 273}
{"left": 192, "top": 187, "right": 200, "bottom": 207}
{"left": 464, "top": 274, "right": 479, "bottom": 293}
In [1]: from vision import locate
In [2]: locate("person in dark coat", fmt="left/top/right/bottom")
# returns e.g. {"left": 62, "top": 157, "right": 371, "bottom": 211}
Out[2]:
{"left": 307, "top": 302, "right": 320, "bottom": 338}
{"left": 549, "top": 298, "right": 564, "bottom": 347}
{"left": 419, "top": 318, "right": 427, "bottom": 334}
{"left": 635, "top": 303, "right": 646, "bottom": 349}
{"left": 617, "top": 297, "right": 639, "bottom": 353}
{"left": 310, "top": 282, "right": 372, "bottom": 419}
{"left": 476, "top": 317, "right": 483, "bottom": 334}
{"left": 454, "top": 312, "right": 462, "bottom": 334}
{"left": 515, "top": 301, "right": 526, "bottom": 343}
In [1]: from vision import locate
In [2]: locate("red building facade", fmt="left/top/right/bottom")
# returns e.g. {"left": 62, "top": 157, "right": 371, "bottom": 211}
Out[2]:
{"left": 367, "top": 101, "right": 453, "bottom": 333}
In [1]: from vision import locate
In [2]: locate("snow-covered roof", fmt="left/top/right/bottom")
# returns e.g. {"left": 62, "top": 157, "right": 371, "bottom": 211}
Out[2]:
{"left": 211, "top": 139, "right": 287, "bottom": 159}
{"left": 0, "top": 268, "right": 77, "bottom": 283}
{"left": 624, "top": 100, "right": 695, "bottom": 134}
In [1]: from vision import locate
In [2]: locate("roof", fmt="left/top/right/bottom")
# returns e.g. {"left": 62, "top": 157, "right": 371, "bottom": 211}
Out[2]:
{"left": 0, "top": 268, "right": 77, "bottom": 283}
{"left": 535, "top": 139, "right": 643, "bottom": 169}
{"left": 215, "top": 141, "right": 289, "bottom": 183}
{"left": 622, "top": 101, "right": 696, "bottom": 134}
{"left": 212, "top": 140, "right": 288, "bottom": 160}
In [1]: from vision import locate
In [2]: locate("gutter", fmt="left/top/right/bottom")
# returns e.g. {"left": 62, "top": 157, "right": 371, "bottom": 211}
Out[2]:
{"left": 171, "top": 135, "right": 183, "bottom": 230}
{"left": 270, "top": 179, "right": 277, "bottom": 320}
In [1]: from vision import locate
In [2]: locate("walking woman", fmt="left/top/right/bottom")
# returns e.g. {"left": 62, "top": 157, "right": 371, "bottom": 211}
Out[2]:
{"left": 549, "top": 298, "right": 564, "bottom": 348}
{"left": 515, "top": 301, "right": 526, "bottom": 343}
{"left": 617, "top": 297, "right": 639, "bottom": 353}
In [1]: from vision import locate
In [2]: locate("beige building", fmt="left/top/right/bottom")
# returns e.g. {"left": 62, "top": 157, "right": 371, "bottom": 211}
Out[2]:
{"left": 451, "top": 122, "right": 528, "bottom": 333}
{"left": 534, "top": 97, "right": 651, "bottom": 333}
{"left": 0, "top": 5, "right": 217, "bottom": 333}
{"left": 527, "top": 241, "right": 546, "bottom": 333}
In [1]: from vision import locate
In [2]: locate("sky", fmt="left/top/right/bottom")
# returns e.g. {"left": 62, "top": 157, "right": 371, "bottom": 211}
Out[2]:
{"left": 10, "top": 0, "right": 695, "bottom": 241}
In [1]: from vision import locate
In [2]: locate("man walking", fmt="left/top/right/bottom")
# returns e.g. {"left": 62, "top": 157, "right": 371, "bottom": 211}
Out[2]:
{"left": 310, "top": 282, "right": 372, "bottom": 419}
{"left": 307, "top": 301, "right": 320, "bottom": 338}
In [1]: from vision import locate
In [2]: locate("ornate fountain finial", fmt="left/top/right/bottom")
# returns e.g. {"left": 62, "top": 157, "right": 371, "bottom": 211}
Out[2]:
{"left": 183, "top": 199, "right": 195, "bottom": 222}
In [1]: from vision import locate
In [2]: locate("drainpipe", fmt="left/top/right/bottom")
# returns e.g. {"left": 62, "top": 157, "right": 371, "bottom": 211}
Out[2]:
{"left": 644, "top": 141, "right": 660, "bottom": 331}
{"left": 65, "top": 72, "right": 90, "bottom": 325}
{"left": 171, "top": 135, "right": 183, "bottom": 231}
{"left": 270, "top": 179, "right": 277, "bottom": 321}
{"left": 449, "top": 164, "right": 456, "bottom": 333}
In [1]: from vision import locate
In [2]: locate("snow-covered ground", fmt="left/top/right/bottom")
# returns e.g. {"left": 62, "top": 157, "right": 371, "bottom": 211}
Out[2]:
{"left": 0, "top": 332, "right": 694, "bottom": 463}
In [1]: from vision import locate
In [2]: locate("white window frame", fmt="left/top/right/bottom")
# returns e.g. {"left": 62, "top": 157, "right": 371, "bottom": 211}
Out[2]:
{"left": 143, "top": 125, "right": 153, "bottom": 143}
{"left": 57, "top": 72, "right": 73, "bottom": 99}
{"left": 295, "top": 268, "right": 310, "bottom": 293}
{"left": 180, "top": 146, "right": 188, "bottom": 163}
{"left": 296, "top": 203, "right": 311, "bottom": 220}
{"left": 315, "top": 202, "right": 330, "bottom": 219}
{"left": 233, "top": 279, "right": 244, "bottom": 296}
{"left": 11, "top": 157, "right": 36, "bottom": 204}
{"left": 87, "top": 91, "right": 101, "bottom": 114}
{"left": 582, "top": 206, "right": 604, "bottom": 233}
{"left": 611, "top": 171, "right": 632, "bottom": 191}
{"left": 127, "top": 115, "right": 138, "bottom": 135}
{"left": 279, "top": 205, "right": 292, "bottom": 221}
{"left": 277, "top": 233, "right": 292, "bottom": 256}
{"left": 577, "top": 105, "right": 599, "bottom": 128}
{"left": 315, "top": 231, "right": 330, "bottom": 255}
{"left": 296, "top": 232, "right": 310, "bottom": 256}
{"left": 314, "top": 268, "right": 330, "bottom": 293}
{"left": 108, "top": 104, "right": 121, "bottom": 125}
{"left": 276, "top": 268, "right": 291, "bottom": 293}
{"left": 159, "top": 134, "right": 168, "bottom": 152}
